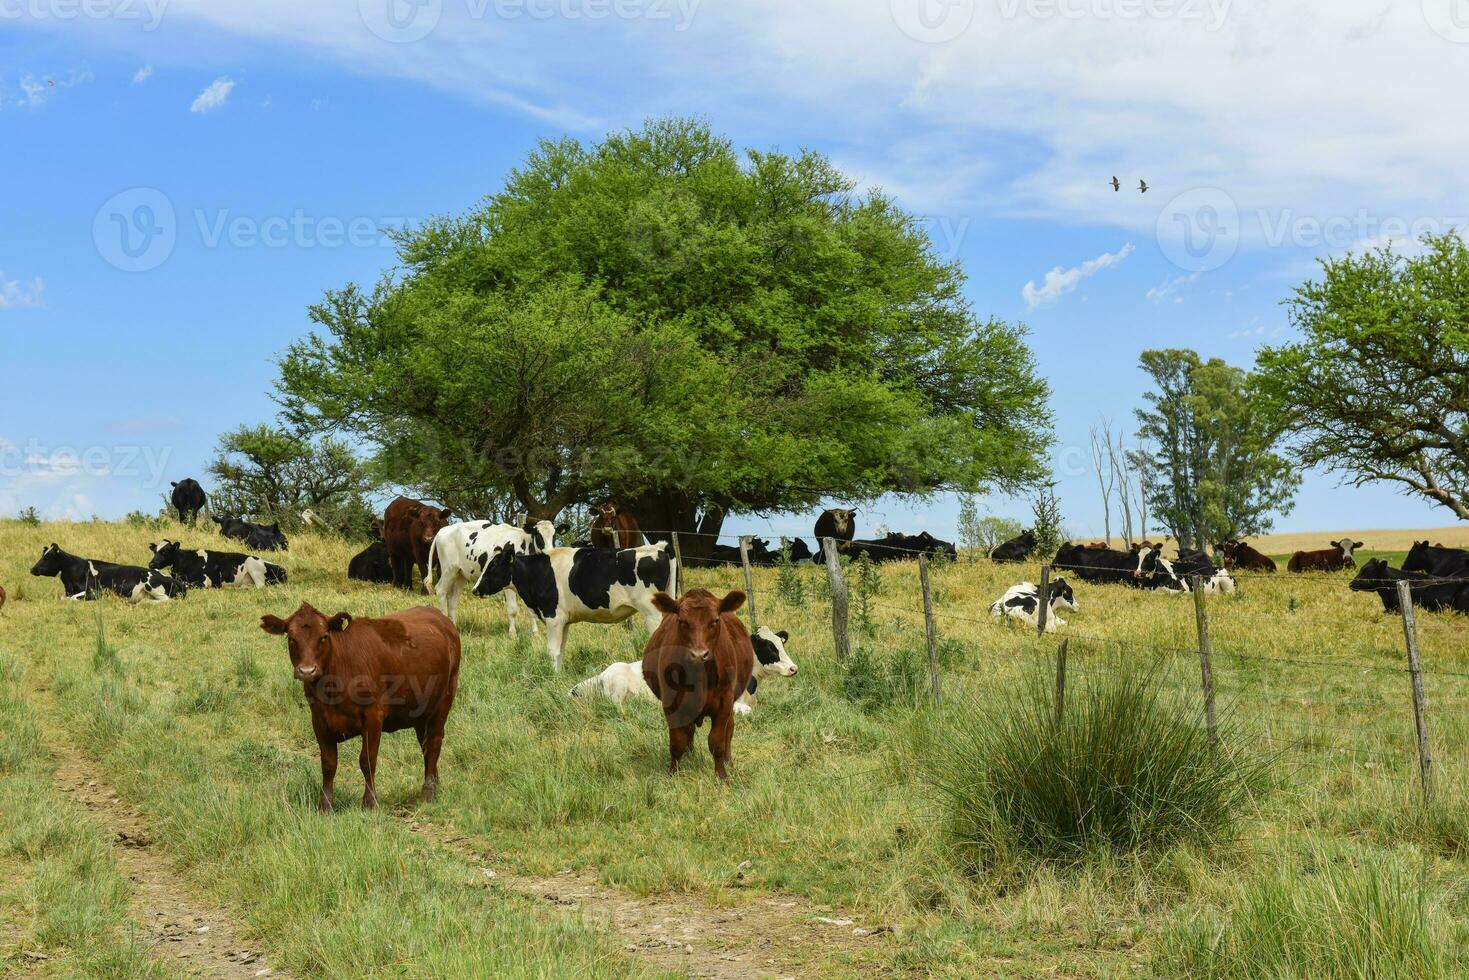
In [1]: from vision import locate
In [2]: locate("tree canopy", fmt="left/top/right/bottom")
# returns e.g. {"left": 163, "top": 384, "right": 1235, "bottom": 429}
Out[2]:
{"left": 1257, "top": 234, "right": 1469, "bottom": 520}
{"left": 277, "top": 117, "right": 1051, "bottom": 539}
{"left": 208, "top": 424, "right": 374, "bottom": 535}
{"left": 1135, "top": 349, "right": 1298, "bottom": 551}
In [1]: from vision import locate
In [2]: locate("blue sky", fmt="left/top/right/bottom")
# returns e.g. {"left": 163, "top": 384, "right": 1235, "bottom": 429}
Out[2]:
{"left": 2, "top": 0, "right": 1466, "bottom": 542}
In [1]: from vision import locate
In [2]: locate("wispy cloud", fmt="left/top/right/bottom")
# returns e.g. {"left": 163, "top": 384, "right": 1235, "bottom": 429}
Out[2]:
{"left": 0, "top": 275, "right": 45, "bottom": 310}
{"left": 1022, "top": 243, "right": 1134, "bottom": 310}
{"left": 13, "top": 71, "right": 92, "bottom": 108}
{"left": 133, "top": 64, "right": 154, "bottom": 84}
{"left": 1146, "top": 272, "right": 1200, "bottom": 304}
{"left": 190, "top": 77, "right": 235, "bottom": 114}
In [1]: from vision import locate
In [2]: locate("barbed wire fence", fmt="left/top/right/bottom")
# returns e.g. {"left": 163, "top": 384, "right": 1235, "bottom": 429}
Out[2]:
{"left": 637, "top": 528, "right": 1467, "bottom": 813}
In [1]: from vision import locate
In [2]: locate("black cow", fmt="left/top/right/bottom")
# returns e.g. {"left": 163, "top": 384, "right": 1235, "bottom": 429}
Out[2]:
{"left": 170, "top": 479, "right": 207, "bottom": 524}
{"left": 30, "top": 544, "right": 181, "bottom": 602}
{"left": 1402, "top": 541, "right": 1469, "bottom": 578}
{"left": 844, "top": 532, "right": 958, "bottom": 563}
{"left": 148, "top": 540, "right": 285, "bottom": 589}
{"left": 1173, "top": 549, "right": 1236, "bottom": 595}
{"left": 1054, "top": 542, "right": 1164, "bottom": 587}
{"left": 348, "top": 540, "right": 394, "bottom": 583}
{"left": 990, "top": 529, "right": 1037, "bottom": 564}
{"left": 814, "top": 508, "right": 857, "bottom": 546}
{"left": 1350, "top": 558, "right": 1469, "bottom": 614}
{"left": 213, "top": 515, "right": 289, "bottom": 552}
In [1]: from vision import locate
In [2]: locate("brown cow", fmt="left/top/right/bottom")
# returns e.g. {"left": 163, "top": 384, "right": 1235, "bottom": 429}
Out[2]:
{"left": 382, "top": 496, "right": 452, "bottom": 592}
{"left": 1222, "top": 540, "right": 1277, "bottom": 573}
{"left": 814, "top": 508, "right": 857, "bottom": 546}
{"left": 642, "top": 588, "right": 754, "bottom": 781}
{"left": 260, "top": 603, "right": 460, "bottom": 811}
{"left": 1287, "top": 538, "right": 1364, "bottom": 573}
{"left": 589, "top": 502, "right": 645, "bottom": 549}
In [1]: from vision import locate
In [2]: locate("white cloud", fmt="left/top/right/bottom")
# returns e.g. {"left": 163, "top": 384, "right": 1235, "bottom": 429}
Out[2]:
{"left": 133, "top": 64, "right": 154, "bottom": 84}
{"left": 1022, "top": 243, "right": 1134, "bottom": 310}
{"left": 0, "top": 275, "right": 45, "bottom": 310}
{"left": 1146, "top": 272, "right": 1200, "bottom": 304}
{"left": 190, "top": 76, "right": 235, "bottom": 113}
{"left": 13, "top": 70, "right": 92, "bottom": 108}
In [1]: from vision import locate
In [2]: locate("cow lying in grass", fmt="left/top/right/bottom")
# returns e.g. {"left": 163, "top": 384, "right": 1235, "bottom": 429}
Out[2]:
{"left": 1349, "top": 559, "right": 1469, "bottom": 614}
{"left": 148, "top": 540, "right": 286, "bottom": 589}
{"left": 990, "top": 579, "right": 1078, "bottom": 633}
{"left": 570, "top": 625, "right": 797, "bottom": 715}
{"left": 30, "top": 544, "right": 180, "bottom": 602}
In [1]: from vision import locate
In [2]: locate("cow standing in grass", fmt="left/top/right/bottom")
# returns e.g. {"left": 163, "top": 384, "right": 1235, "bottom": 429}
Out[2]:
{"left": 170, "top": 479, "right": 207, "bottom": 525}
{"left": 424, "top": 519, "right": 558, "bottom": 632}
{"left": 260, "top": 604, "right": 461, "bottom": 811}
{"left": 382, "top": 497, "right": 452, "bottom": 593}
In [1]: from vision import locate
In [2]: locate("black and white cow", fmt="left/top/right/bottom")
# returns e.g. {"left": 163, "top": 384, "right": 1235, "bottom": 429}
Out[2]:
{"left": 1173, "top": 549, "right": 1236, "bottom": 595}
{"left": 148, "top": 540, "right": 285, "bottom": 589}
{"left": 569, "top": 624, "right": 798, "bottom": 715}
{"left": 1054, "top": 542, "right": 1163, "bottom": 586}
{"left": 990, "top": 529, "right": 1037, "bottom": 564}
{"left": 425, "top": 519, "right": 557, "bottom": 632}
{"left": 30, "top": 544, "right": 180, "bottom": 602}
{"left": 990, "top": 579, "right": 1078, "bottom": 632}
{"left": 170, "top": 479, "right": 207, "bottom": 524}
{"left": 476, "top": 541, "right": 676, "bottom": 672}
{"left": 347, "top": 540, "right": 394, "bottom": 583}
{"left": 213, "top": 515, "right": 289, "bottom": 552}
{"left": 1350, "top": 559, "right": 1469, "bottom": 614}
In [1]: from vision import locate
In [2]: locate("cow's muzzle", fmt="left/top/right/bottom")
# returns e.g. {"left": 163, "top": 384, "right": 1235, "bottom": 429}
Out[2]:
{"left": 295, "top": 665, "right": 322, "bottom": 682}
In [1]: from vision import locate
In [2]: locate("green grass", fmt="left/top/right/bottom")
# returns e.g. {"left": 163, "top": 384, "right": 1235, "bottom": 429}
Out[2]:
{"left": 4, "top": 519, "right": 1469, "bottom": 976}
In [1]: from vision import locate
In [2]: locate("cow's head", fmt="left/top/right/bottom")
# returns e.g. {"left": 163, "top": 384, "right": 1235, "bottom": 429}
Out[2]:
{"left": 260, "top": 603, "right": 352, "bottom": 682}
{"left": 1048, "top": 577, "right": 1079, "bottom": 612}
{"left": 1133, "top": 545, "right": 1163, "bottom": 579}
{"left": 412, "top": 506, "right": 452, "bottom": 544}
{"left": 1350, "top": 559, "right": 1391, "bottom": 593}
{"left": 522, "top": 520, "right": 557, "bottom": 553}
{"left": 651, "top": 588, "right": 745, "bottom": 663}
{"left": 471, "top": 544, "right": 516, "bottom": 597}
{"left": 752, "top": 625, "right": 798, "bottom": 678}
{"left": 30, "top": 544, "right": 64, "bottom": 577}
{"left": 598, "top": 502, "right": 620, "bottom": 519}
{"left": 148, "top": 539, "right": 180, "bottom": 570}
{"left": 1335, "top": 539, "right": 1365, "bottom": 560}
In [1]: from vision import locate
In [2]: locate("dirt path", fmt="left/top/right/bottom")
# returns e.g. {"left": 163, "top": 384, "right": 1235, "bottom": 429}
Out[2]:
{"left": 403, "top": 815, "right": 894, "bottom": 979}
{"left": 46, "top": 738, "right": 289, "bottom": 979}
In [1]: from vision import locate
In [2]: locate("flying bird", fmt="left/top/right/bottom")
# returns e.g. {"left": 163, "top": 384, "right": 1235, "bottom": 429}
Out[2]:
{"left": 1110, "top": 176, "right": 1120, "bottom": 192}
{"left": 1138, "top": 180, "right": 1149, "bottom": 194}
{"left": 46, "top": 79, "right": 55, "bottom": 87}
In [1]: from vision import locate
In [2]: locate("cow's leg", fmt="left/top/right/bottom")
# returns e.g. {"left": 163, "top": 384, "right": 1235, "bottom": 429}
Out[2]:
{"left": 389, "top": 552, "right": 409, "bottom": 590}
{"left": 317, "top": 737, "right": 338, "bottom": 812}
{"left": 441, "top": 574, "right": 462, "bottom": 625}
{"left": 418, "top": 717, "right": 446, "bottom": 803}
{"left": 708, "top": 710, "right": 734, "bottom": 780}
{"left": 502, "top": 588, "right": 518, "bottom": 639}
{"left": 668, "top": 723, "right": 695, "bottom": 774}
{"left": 545, "top": 619, "right": 568, "bottom": 672}
{"left": 359, "top": 718, "right": 383, "bottom": 809}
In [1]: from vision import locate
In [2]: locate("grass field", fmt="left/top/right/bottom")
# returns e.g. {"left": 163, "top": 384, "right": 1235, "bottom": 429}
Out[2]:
{"left": 4, "top": 518, "right": 1469, "bottom": 977}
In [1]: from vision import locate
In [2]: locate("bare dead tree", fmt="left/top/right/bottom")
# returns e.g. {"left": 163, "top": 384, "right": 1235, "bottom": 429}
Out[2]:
{"left": 1089, "top": 419, "right": 1117, "bottom": 545}
{"left": 1107, "top": 428, "right": 1135, "bottom": 546}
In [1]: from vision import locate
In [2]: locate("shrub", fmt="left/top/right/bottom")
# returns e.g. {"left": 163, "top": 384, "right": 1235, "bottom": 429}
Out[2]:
{"left": 774, "top": 542, "right": 806, "bottom": 608}
{"left": 18, "top": 506, "right": 41, "bottom": 526}
{"left": 842, "top": 643, "right": 925, "bottom": 712}
{"left": 1030, "top": 482, "right": 1064, "bottom": 557}
{"left": 1159, "top": 849, "right": 1453, "bottom": 978}
{"left": 854, "top": 552, "right": 882, "bottom": 636}
{"left": 922, "top": 665, "right": 1263, "bottom": 871}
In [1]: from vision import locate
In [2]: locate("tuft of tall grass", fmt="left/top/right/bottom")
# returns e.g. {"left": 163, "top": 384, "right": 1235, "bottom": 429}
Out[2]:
{"left": 922, "top": 664, "right": 1266, "bottom": 871}
{"left": 1158, "top": 848, "right": 1455, "bottom": 978}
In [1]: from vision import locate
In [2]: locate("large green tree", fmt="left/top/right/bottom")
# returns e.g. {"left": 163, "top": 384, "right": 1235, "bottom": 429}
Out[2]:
{"left": 277, "top": 118, "right": 1051, "bottom": 546}
{"left": 1257, "top": 234, "right": 1469, "bottom": 519}
{"left": 1135, "top": 350, "right": 1298, "bottom": 552}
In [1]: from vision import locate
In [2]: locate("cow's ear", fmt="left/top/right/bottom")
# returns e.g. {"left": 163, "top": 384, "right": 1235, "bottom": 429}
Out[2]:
{"left": 1355, "top": 541, "right": 1365, "bottom": 549}
{"left": 652, "top": 592, "right": 680, "bottom": 616}
{"left": 328, "top": 612, "right": 352, "bottom": 632}
{"left": 777, "top": 629, "right": 789, "bottom": 642}
{"left": 260, "top": 615, "right": 288, "bottom": 635}
{"left": 718, "top": 590, "right": 747, "bottom": 614}
{"left": 170, "top": 481, "right": 178, "bottom": 488}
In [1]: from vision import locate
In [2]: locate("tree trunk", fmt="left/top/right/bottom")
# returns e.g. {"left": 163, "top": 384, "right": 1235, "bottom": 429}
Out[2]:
{"left": 628, "top": 490, "right": 727, "bottom": 561}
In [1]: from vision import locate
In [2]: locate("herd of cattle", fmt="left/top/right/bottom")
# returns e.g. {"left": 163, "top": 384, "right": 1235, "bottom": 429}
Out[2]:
{"left": 15, "top": 485, "right": 1469, "bottom": 802}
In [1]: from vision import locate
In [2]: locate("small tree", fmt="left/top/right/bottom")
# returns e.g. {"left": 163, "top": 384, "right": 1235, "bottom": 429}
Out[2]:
{"left": 208, "top": 424, "right": 375, "bottom": 536}
{"left": 958, "top": 495, "right": 1024, "bottom": 559}
{"left": 1030, "top": 482, "right": 1064, "bottom": 557}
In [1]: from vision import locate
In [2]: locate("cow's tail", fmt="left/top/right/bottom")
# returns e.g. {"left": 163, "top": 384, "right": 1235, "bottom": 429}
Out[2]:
{"left": 424, "top": 539, "right": 439, "bottom": 593}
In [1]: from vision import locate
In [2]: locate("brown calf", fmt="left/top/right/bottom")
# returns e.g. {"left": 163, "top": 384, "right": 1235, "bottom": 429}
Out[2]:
{"left": 260, "top": 603, "right": 461, "bottom": 811}
{"left": 589, "top": 502, "right": 645, "bottom": 549}
{"left": 1222, "top": 540, "right": 1277, "bottom": 573}
{"left": 642, "top": 588, "right": 754, "bottom": 781}
{"left": 382, "top": 496, "right": 453, "bottom": 592}
{"left": 1288, "top": 538, "right": 1364, "bottom": 573}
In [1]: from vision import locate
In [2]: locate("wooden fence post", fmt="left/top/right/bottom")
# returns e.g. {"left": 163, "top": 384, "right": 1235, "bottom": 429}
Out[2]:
{"left": 670, "top": 531, "right": 682, "bottom": 596}
{"left": 1035, "top": 564, "right": 1052, "bottom": 637}
{"left": 1192, "top": 575, "right": 1219, "bottom": 753}
{"left": 919, "top": 554, "right": 941, "bottom": 707}
{"left": 823, "top": 537, "right": 850, "bottom": 662}
{"left": 1398, "top": 580, "right": 1434, "bottom": 805}
{"left": 738, "top": 535, "right": 758, "bottom": 629}
{"left": 1054, "top": 638, "right": 1068, "bottom": 726}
